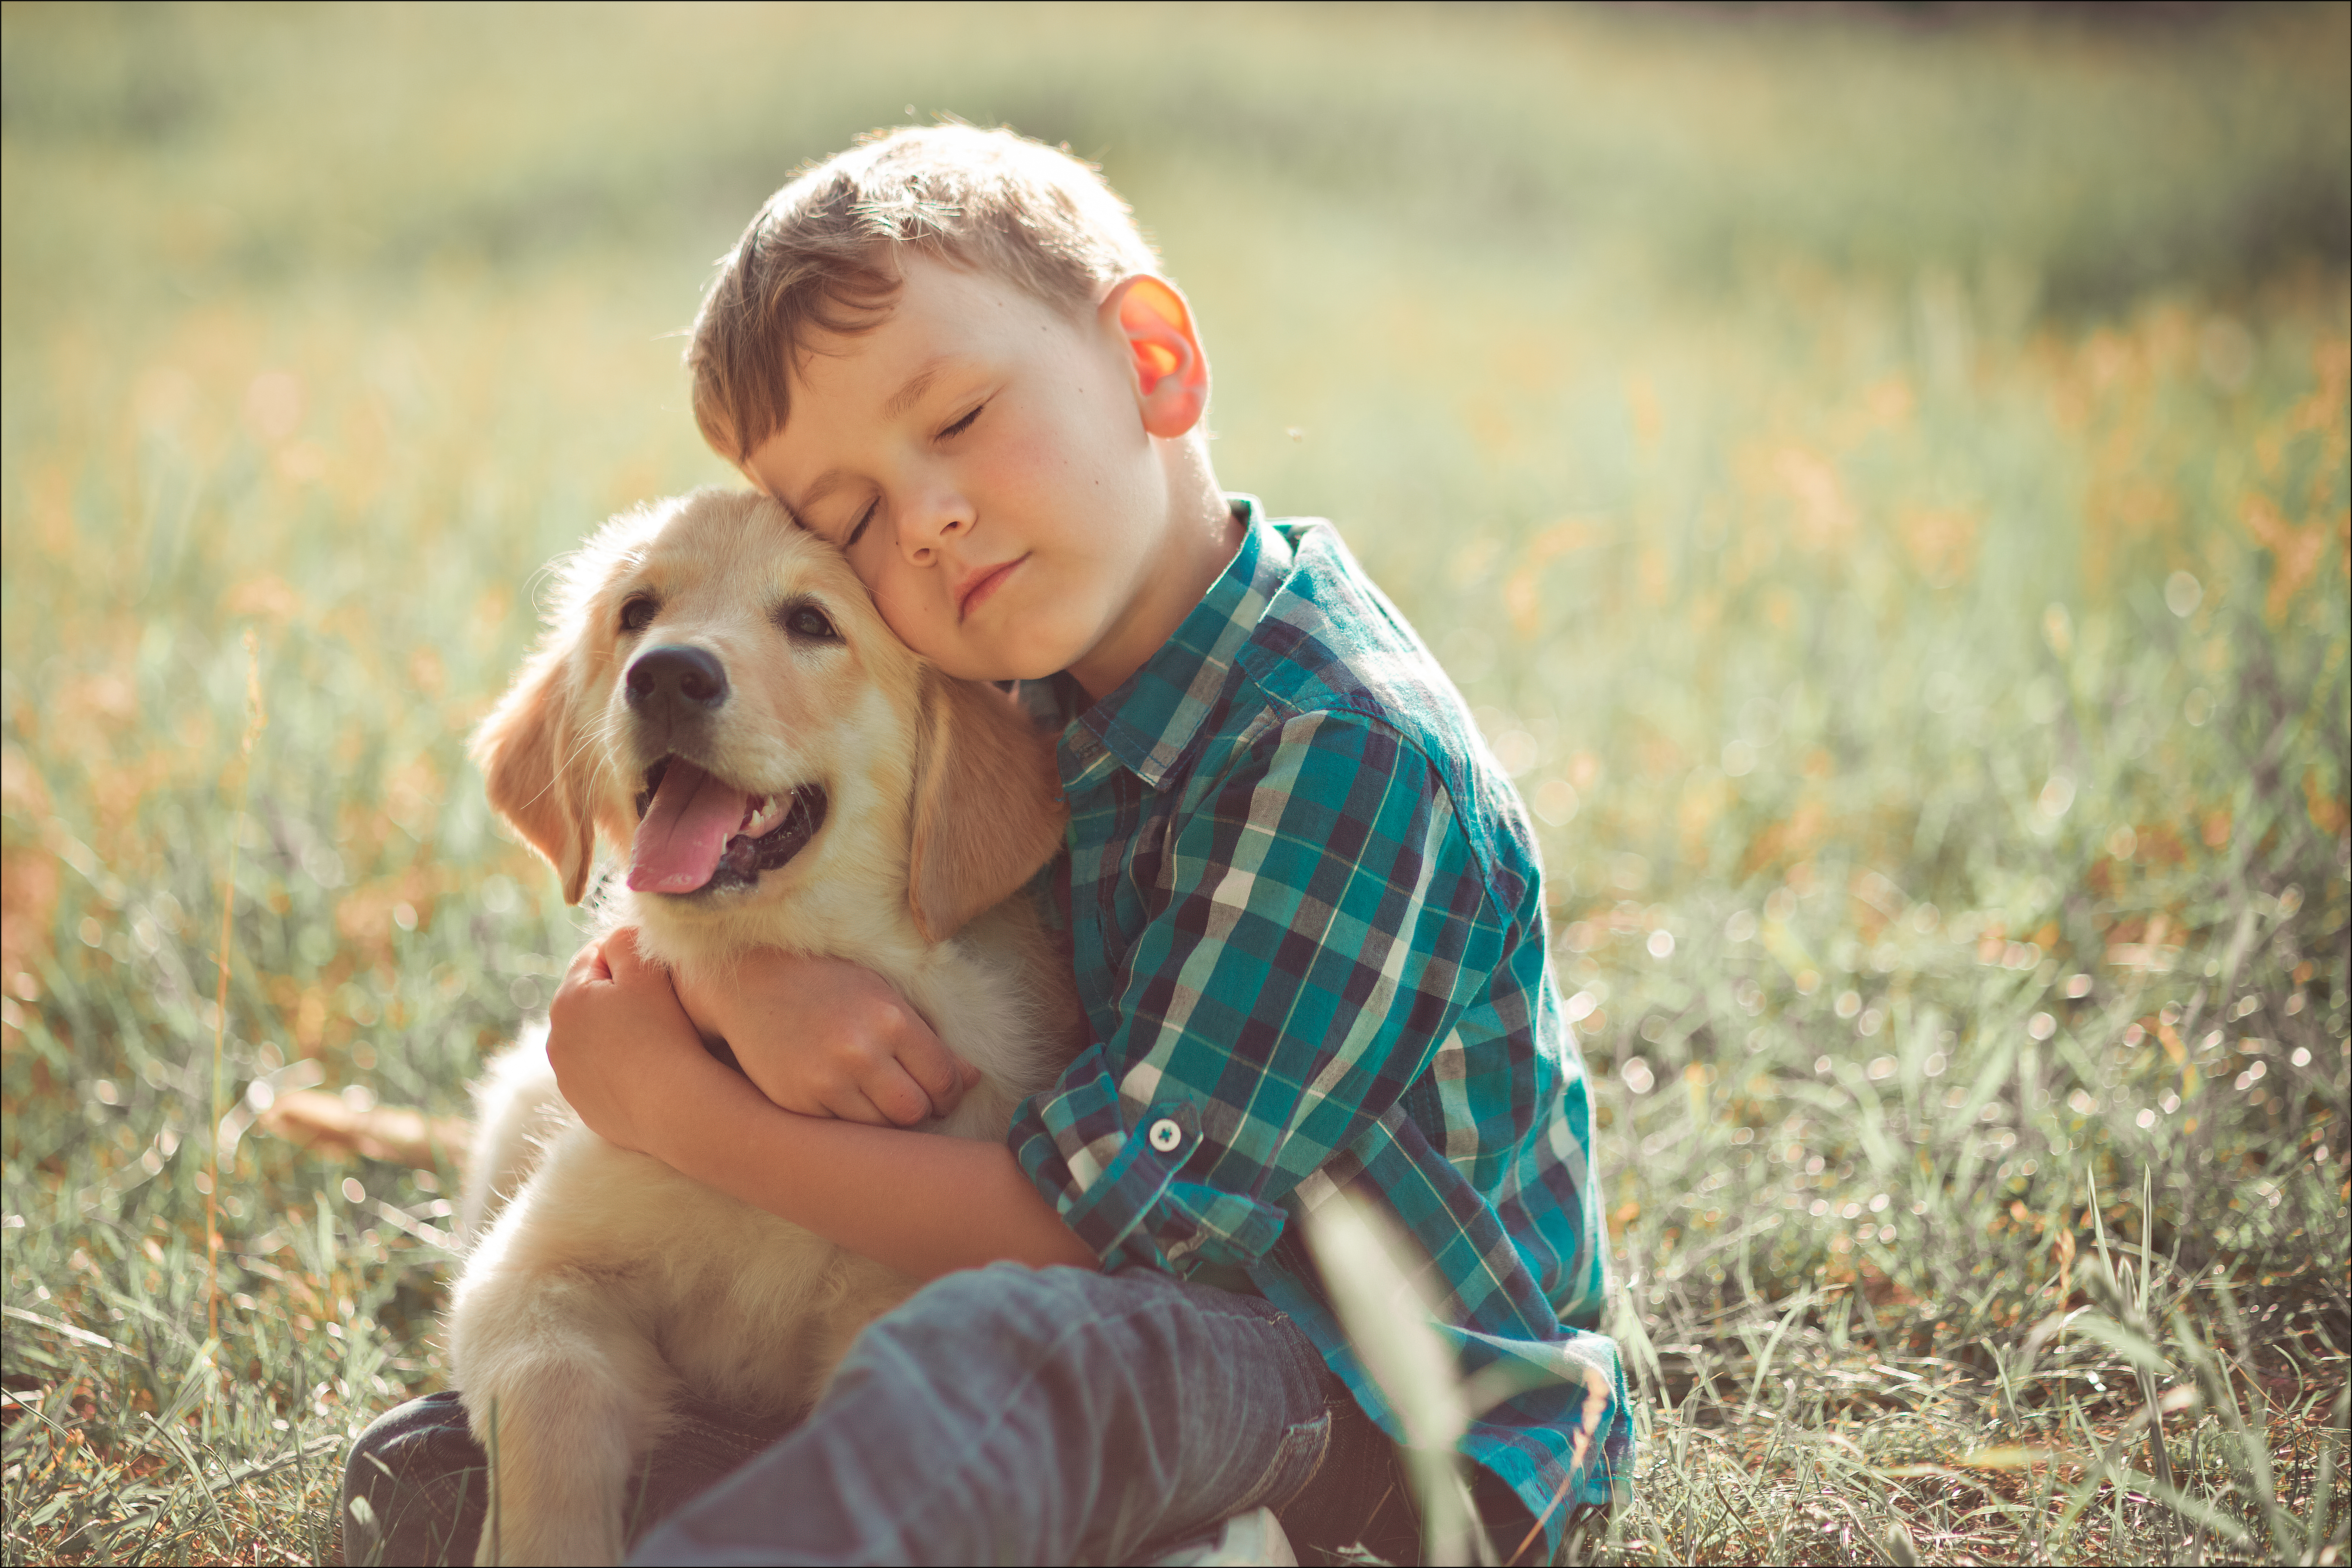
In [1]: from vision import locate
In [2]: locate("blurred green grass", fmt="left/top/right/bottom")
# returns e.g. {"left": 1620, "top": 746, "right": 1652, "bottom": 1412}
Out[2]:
{"left": 3, "top": 4, "right": 2346, "bottom": 1563}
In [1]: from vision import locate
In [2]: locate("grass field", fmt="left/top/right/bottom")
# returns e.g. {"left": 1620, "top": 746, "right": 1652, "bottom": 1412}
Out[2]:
{"left": 3, "top": 3, "right": 2348, "bottom": 1563}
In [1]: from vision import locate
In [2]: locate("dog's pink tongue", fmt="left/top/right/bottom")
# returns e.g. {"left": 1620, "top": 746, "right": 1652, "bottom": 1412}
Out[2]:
{"left": 627, "top": 761, "right": 748, "bottom": 893}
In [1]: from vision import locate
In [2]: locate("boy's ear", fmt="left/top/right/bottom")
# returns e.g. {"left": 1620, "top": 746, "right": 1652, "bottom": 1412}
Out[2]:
{"left": 470, "top": 646, "right": 598, "bottom": 905}
{"left": 1103, "top": 275, "right": 1210, "bottom": 439}
{"left": 906, "top": 673, "right": 1067, "bottom": 944}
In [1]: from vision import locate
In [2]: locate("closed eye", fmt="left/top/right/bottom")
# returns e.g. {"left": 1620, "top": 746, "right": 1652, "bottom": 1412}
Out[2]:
{"left": 939, "top": 401, "right": 984, "bottom": 440}
{"left": 844, "top": 499, "right": 876, "bottom": 550}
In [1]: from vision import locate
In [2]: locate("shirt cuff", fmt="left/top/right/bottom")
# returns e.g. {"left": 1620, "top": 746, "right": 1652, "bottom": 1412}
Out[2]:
{"left": 1018, "top": 1073, "right": 1289, "bottom": 1276}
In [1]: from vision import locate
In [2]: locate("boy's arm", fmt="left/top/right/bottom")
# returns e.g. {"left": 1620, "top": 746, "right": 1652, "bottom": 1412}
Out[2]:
{"left": 546, "top": 929, "right": 1095, "bottom": 1279}
{"left": 1015, "top": 710, "right": 1506, "bottom": 1273}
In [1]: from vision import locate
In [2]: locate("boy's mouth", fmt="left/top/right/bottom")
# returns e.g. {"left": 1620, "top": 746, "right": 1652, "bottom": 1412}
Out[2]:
{"left": 628, "top": 756, "right": 827, "bottom": 896}
{"left": 956, "top": 557, "right": 1023, "bottom": 621}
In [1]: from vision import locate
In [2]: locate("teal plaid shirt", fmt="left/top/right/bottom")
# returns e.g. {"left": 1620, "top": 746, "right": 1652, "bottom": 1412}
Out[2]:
{"left": 1009, "top": 499, "right": 1633, "bottom": 1540}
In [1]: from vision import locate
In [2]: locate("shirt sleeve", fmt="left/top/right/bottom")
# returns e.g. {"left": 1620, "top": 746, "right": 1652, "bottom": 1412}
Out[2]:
{"left": 1010, "top": 709, "right": 1506, "bottom": 1275}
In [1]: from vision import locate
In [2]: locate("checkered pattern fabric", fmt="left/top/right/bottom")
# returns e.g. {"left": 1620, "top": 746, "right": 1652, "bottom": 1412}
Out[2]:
{"left": 1008, "top": 499, "right": 1634, "bottom": 1544}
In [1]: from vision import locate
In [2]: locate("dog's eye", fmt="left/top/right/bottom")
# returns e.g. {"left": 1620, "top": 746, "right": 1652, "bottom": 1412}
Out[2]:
{"left": 619, "top": 597, "right": 659, "bottom": 634}
{"left": 779, "top": 604, "right": 840, "bottom": 643}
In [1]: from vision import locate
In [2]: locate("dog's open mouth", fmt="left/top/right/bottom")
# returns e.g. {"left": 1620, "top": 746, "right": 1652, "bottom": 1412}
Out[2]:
{"left": 628, "top": 756, "right": 827, "bottom": 897}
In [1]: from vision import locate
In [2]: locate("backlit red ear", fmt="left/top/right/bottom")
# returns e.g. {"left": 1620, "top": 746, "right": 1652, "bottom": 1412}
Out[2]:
{"left": 1106, "top": 276, "right": 1210, "bottom": 439}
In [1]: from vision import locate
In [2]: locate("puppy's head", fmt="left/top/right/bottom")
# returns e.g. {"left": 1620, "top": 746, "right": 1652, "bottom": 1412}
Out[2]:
{"left": 470, "top": 489, "right": 1063, "bottom": 941}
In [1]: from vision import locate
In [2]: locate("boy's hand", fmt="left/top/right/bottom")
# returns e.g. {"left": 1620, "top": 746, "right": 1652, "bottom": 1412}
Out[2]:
{"left": 545, "top": 928, "right": 708, "bottom": 1158}
{"left": 669, "top": 949, "right": 979, "bottom": 1128}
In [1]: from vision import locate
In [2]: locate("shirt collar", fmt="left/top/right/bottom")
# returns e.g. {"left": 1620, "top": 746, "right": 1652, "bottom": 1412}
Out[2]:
{"left": 1060, "top": 495, "right": 1292, "bottom": 791}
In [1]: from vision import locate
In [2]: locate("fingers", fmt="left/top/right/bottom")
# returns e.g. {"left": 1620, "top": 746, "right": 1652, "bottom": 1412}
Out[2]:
{"left": 862, "top": 1062, "right": 945, "bottom": 1129}
{"left": 557, "top": 929, "right": 640, "bottom": 996}
{"left": 685, "top": 953, "right": 991, "bottom": 1125}
{"left": 800, "top": 986, "right": 968, "bottom": 1122}
{"left": 893, "top": 1023, "right": 975, "bottom": 1119}
{"left": 750, "top": 1047, "right": 950, "bottom": 1128}
{"left": 853, "top": 989, "right": 972, "bottom": 1116}
{"left": 781, "top": 1062, "right": 934, "bottom": 1128}
{"left": 554, "top": 940, "right": 610, "bottom": 1006}
{"left": 573, "top": 937, "right": 611, "bottom": 979}
{"left": 824, "top": 1085, "right": 907, "bottom": 1129}
{"left": 601, "top": 925, "right": 649, "bottom": 977}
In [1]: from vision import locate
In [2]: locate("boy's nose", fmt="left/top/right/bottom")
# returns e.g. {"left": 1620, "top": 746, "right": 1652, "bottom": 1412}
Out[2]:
{"left": 900, "top": 492, "right": 973, "bottom": 563}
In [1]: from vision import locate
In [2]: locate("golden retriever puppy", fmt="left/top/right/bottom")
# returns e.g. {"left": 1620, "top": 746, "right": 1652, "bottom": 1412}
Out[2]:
{"left": 449, "top": 488, "right": 1080, "bottom": 1567}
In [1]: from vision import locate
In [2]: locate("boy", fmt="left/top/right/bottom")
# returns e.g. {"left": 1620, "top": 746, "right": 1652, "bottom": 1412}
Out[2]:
{"left": 344, "top": 123, "right": 1630, "bottom": 1566}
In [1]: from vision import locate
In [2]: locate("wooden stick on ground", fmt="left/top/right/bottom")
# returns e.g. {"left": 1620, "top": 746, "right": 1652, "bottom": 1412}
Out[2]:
{"left": 258, "top": 1091, "right": 472, "bottom": 1173}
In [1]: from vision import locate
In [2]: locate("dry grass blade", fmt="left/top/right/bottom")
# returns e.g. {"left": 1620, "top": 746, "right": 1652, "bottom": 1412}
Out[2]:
{"left": 1305, "top": 1188, "right": 1484, "bottom": 1565}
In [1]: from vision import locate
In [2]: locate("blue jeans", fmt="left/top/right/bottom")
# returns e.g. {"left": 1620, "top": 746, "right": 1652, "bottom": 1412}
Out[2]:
{"left": 635, "top": 1264, "right": 1333, "bottom": 1565}
{"left": 344, "top": 1263, "right": 1434, "bottom": 1566}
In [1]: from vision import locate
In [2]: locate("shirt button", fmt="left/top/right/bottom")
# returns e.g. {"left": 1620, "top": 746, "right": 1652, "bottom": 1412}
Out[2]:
{"left": 1147, "top": 1118, "right": 1184, "bottom": 1153}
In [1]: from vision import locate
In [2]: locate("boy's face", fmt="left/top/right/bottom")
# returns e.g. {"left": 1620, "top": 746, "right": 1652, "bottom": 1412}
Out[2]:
{"left": 743, "top": 256, "right": 1201, "bottom": 691}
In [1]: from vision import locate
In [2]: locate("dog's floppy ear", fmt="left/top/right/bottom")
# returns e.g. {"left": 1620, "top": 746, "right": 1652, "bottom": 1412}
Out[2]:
{"left": 471, "top": 646, "right": 598, "bottom": 906}
{"left": 906, "top": 674, "right": 1066, "bottom": 944}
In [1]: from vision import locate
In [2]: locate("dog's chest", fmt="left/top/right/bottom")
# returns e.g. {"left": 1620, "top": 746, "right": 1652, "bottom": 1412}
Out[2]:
{"left": 651, "top": 1200, "right": 911, "bottom": 1408}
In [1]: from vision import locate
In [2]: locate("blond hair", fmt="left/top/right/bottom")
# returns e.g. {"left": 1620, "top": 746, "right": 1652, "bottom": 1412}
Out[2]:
{"left": 686, "top": 123, "right": 1161, "bottom": 465}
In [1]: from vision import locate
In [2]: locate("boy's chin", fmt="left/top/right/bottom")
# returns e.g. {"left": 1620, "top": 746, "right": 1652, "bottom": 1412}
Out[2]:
{"left": 925, "top": 630, "right": 1088, "bottom": 688}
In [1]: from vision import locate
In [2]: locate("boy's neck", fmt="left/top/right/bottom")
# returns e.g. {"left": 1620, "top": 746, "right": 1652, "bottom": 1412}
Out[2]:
{"left": 1066, "top": 442, "right": 1242, "bottom": 702}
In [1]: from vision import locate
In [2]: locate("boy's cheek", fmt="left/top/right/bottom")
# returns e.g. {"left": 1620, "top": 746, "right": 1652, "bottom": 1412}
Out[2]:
{"left": 865, "top": 580, "right": 957, "bottom": 667}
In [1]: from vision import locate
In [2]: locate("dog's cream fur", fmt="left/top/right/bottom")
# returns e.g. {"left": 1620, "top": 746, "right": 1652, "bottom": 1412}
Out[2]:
{"left": 448, "top": 489, "right": 1079, "bottom": 1567}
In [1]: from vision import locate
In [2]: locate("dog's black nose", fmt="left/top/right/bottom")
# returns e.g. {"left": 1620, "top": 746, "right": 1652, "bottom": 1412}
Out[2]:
{"left": 626, "top": 646, "right": 729, "bottom": 711}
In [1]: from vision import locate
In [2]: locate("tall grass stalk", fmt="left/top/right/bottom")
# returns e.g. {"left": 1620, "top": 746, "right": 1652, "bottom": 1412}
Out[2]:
{"left": 1305, "top": 1190, "right": 1483, "bottom": 1565}
{"left": 206, "top": 629, "right": 267, "bottom": 1345}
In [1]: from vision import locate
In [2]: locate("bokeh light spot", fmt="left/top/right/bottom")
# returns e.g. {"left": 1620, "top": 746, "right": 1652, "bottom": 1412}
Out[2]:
{"left": 1533, "top": 778, "right": 1579, "bottom": 825}
{"left": 2165, "top": 571, "right": 2204, "bottom": 617}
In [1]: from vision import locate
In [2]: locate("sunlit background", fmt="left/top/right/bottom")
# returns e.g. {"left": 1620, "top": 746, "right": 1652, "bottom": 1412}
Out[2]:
{"left": 3, "top": 4, "right": 2346, "bottom": 1562}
